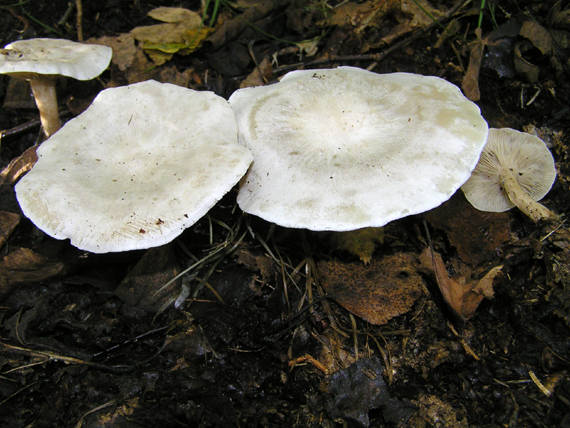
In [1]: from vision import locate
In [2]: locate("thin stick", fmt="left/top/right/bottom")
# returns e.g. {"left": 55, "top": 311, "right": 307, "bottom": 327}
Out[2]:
{"left": 75, "top": 0, "right": 83, "bottom": 41}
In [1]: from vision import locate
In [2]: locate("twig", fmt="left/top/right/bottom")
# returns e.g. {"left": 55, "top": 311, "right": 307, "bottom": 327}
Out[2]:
{"left": 74, "top": 400, "right": 116, "bottom": 428}
{"left": 75, "top": 0, "right": 83, "bottom": 41}
{"left": 0, "top": 342, "right": 133, "bottom": 373}
{"left": 6, "top": 6, "right": 29, "bottom": 33}
{"left": 0, "top": 117, "right": 41, "bottom": 141}
{"left": 0, "top": 382, "right": 38, "bottom": 407}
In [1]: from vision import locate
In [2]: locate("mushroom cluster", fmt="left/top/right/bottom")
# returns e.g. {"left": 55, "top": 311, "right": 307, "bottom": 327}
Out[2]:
{"left": 0, "top": 38, "right": 112, "bottom": 136}
{"left": 11, "top": 51, "right": 557, "bottom": 253}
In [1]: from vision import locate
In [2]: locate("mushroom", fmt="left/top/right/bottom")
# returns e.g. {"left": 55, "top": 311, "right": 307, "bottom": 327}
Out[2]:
{"left": 229, "top": 66, "right": 489, "bottom": 230}
{"left": 15, "top": 80, "right": 253, "bottom": 253}
{"left": 461, "top": 128, "right": 557, "bottom": 222}
{"left": 0, "top": 38, "right": 112, "bottom": 137}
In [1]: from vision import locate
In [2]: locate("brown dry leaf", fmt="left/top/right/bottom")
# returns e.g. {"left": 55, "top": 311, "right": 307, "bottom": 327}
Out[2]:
{"left": 317, "top": 329, "right": 357, "bottom": 375}
{"left": 419, "top": 248, "right": 502, "bottom": 320}
{"left": 206, "top": 0, "right": 282, "bottom": 49}
{"left": 158, "top": 66, "right": 194, "bottom": 87}
{"left": 462, "top": 20, "right": 521, "bottom": 100}
{"left": 401, "top": 0, "right": 445, "bottom": 27}
{"left": 462, "top": 28, "right": 485, "bottom": 101}
{"left": 318, "top": 253, "right": 424, "bottom": 325}
{"left": 520, "top": 20, "right": 552, "bottom": 55}
{"left": 426, "top": 194, "right": 511, "bottom": 265}
{"left": 326, "top": 0, "right": 398, "bottom": 32}
{"left": 372, "top": 0, "right": 445, "bottom": 47}
{"left": 0, "top": 145, "right": 37, "bottom": 186}
{"left": 89, "top": 33, "right": 137, "bottom": 71}
{"left": 239, "top": 56, "right": 273, "bottom": 88}
{"left": 131, "top": 7, "right": 212, "bottom": 65}
{"left": 0, "top": 247, "right": 65, "bottom": 297}
{"left": 115, "top": 245, "right": 180, "bottom": 311}
{"left": 328, "top": 227, "right": 384, "bottom": 264}
{"left": 236, "top": 246, "right": 275, "bottom": 283}
{"left": 125, "top": 48, "right": 159, "bottom": 84}
{"left": 0, "top": 211, "right": 20, "bottom": 249}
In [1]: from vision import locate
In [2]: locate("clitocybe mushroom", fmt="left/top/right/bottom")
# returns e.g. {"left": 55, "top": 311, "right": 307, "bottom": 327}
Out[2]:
{"left": 229, "top": 66, "right": 489, "bottom": 230}
{"left": 0, "top": 38, "right": 112, "bottom": 137}
{"left": 461, "top": 128, "right": 557, "bottom": 222}
{"left": 15, "top": 80, "right": 253, "bottom": 253}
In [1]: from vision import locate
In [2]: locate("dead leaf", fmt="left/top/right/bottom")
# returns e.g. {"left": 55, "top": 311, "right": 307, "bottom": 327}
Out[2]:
{"left": 426, "top": 194, "right": 511, "bottom": 265}
{"left": 401, "top": 0, "right": 445, "bottom": 28}
{"left": 125, "top": 48, "right": 157, "bottom": 84}
{"left": 0, "top": 210, "right": 20, "bottom": 249}
{"left": 89, "top": 33, "right": 137, "bottom": 71}
{"left": 147, "top": 7, "right": 202, "bottom": 24}
{"left": 0, "top": 247, "right": 65, "bottom": 298}
{"left": 419, "top": 248, "right": 502, "bottom": 320}
{"left": 0, "top": 144, "right": 38, "bottom": 186}
{"left": 318, "top": 253, "right": 424, "bottom": 325}
{"left": 206, "top": 0, "right": 289, "bottom": 50}
{"left": 236, "top": 246, "right": 275, "bottom": 283}
{"left": 325, "top": 0, "right": 397, "bottom": 32}
{"left": 520, "top": 20, "right": 552, "bottom": 55}
{"left": 115, "top": 245, "right": 180, "bottom": 311}
{"left": 239, "top": 56, "right": 273, "bottom": 88}
{"left": 514, "top": 40, "right": 541, "bottom": 82}
{"left": 462, "top": 20, "right": 522, "bottom": 100}
{"left": 158, "top": 66, "right": 194, "bottom": 87}
{"left": 131, "top": 7, "right": 212, "bottom": 65}
{"left": 462, "top": 28, "right": 485, "bottom": 101}
{"left": 370, "top": 0, "right": 446, "bottom": 47}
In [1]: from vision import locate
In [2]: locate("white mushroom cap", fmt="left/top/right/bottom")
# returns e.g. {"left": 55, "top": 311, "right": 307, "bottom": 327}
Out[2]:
{"left": 461, "top": 128, "right": 556, "bottom": 212}
{"left": 0, "top": 38, "right": 113, "bottom": 137}
{"left": 0, "top": 38, "right": 112, "bottom": 80}
{"left": 229, "top": 66, "right": 489, "bottom": 230}
{"left": 15, "top": 80, "right": 253, "bottom": 253}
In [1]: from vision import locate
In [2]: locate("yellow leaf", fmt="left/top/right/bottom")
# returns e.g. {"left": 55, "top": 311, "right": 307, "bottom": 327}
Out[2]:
{"left": 130, "top": 8, "right": 212, "bottom": 64}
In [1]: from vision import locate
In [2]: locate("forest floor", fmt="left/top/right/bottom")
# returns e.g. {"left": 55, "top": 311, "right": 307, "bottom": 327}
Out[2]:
{"left": 0, "top": 1, "right": 569, "bottom": 427}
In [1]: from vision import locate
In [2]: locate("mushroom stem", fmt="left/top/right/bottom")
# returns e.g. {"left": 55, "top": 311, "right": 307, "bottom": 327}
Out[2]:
{"left": 29, "top": 77, "right": 61, "bottom": 137}
{"left": 500, "top": 169, "right": 557, "bottom": 222}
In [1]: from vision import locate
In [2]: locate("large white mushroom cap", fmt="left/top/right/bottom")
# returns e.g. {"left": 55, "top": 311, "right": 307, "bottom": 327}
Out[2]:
{"left": 229, "top": 66, "right": 489, "bottom": 230}
{"left": 15, "top": 80, "right": 253, "bottom": 253}
{"left": 0, "top": 38, "right": 112, "bottom": 80}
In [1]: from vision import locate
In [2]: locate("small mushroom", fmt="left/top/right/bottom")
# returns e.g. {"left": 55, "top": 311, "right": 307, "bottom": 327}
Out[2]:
{"left": 15, "top": 80, "right": 252, "bottom": 253}
{"left": 0, "top": 38, "right": 112, "bottom": 136}
{"left": 229, "top": 66, "right": 489, "bottom": 230}
{"left": 461, "top": 128, "right": 557, "bottom": 222}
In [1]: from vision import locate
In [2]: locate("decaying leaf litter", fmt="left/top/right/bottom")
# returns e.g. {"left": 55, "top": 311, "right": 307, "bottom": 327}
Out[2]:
{"left": 0, "top": 0, "right": 569, "bottom": 426}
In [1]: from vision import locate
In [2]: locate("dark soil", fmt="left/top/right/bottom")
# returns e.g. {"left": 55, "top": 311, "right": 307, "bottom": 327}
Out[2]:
{"left": 0, "top": 1, "right": 569, "bottom": 427}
